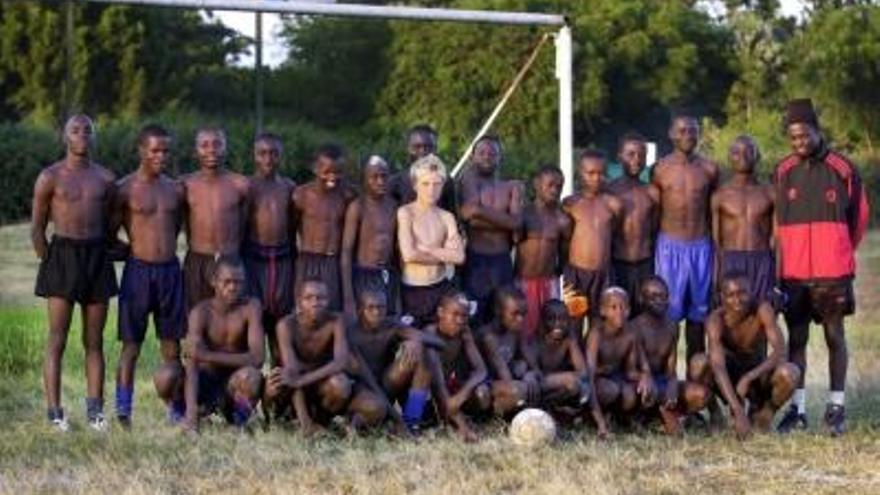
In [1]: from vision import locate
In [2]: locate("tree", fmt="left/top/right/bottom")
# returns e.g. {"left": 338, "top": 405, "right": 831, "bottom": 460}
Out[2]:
{"left": 788, "top": 5, "right": 880, "bottom": 152}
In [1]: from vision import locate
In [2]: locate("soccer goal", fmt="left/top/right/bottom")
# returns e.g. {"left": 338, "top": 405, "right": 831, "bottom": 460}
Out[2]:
{"left": 78, "top": 0, "right": 574, "bottom": 193}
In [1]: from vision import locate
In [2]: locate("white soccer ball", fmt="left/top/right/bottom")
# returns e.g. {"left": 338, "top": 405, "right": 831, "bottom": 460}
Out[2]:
{"left": 509, "top": 408, "right": 556, "bottom": 447}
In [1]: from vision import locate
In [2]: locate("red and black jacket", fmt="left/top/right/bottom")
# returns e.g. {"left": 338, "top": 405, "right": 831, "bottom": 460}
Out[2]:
{"left": 775, "top": 143, "right": 870, "bottom": 283}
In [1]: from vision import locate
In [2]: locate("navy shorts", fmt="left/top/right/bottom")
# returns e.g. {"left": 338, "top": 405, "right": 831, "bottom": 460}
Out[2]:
{"left": 244, "top": 242, "right": 294, "bottom": 319}
{"left": 719, "top": 249, "right": 776, "bottom": 305}
{"left": 118, "top": 257, "right": 185, "bottom": 343}
{"left": 654, "top": 234, "right": 712, "bottom": 323}
{"left": 461, "top": 250, "right": 514, "bottom": 323}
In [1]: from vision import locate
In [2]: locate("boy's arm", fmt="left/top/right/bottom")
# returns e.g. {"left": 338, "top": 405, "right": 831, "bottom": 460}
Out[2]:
{"left": 481, "top": 331, "right": 513, "bottom": 381}
{"left": 738, "top": 303, "right": 786, "bottom": 391}
{"left": 423, "top": 213, "right": 466, "bottom": 265}
{"left": 585, "top": 328, "right": 608, "bottom": 436}
{"left": 455, "top": 329, "right": 489, "bottom": 400}
{"left": 341, "top": 199, "right": 362, "bottom": 319}
{"left": 31, "top": 170, "right": 54, "bottom": 259}
{"left": 182, "top": 306, "right": 207, "bottom": 429}
{"left": 290, "top": 318, "right": 350, "bottom": 388}
{"left": 397, "top": 207, "right": 443, "bottom": 264}
{"left": 191, "top": 300, "right": 265, "bottom": 369}
{"left": 707, "top": 312, "right": 748, "bottom": 436}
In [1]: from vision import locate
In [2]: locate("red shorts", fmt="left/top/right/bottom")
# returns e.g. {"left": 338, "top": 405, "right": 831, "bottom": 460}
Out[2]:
{"left": 517, "top": 276, "right": 560, "bottom": 340}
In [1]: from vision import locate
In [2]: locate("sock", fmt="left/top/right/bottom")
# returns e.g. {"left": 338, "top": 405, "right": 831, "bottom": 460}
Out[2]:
{"left": 47, "top": 407, "right": 64, "bottom": 421}
{"left": 402, "top": 389, "right": 430, "bottom": 428}
{"left": 829, "top": 391, "right": 845, "bottom": 407}
{"left": 167, "top": 399, "right": 186, "bottom": 423}
{"left": 793, "top": 389, "right": 806, "bottom": 414}
{"left": 86, "top": 397, "right": 104, "bottom": 420}
{"left": 231, "top": 396, "right": 253, "bottom": 426}
{"left": 116, "top": 385, "right": 134, "bottom": 419}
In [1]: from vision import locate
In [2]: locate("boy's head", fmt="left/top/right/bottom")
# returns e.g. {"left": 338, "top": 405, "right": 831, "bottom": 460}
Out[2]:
{"left": 729, "top": 135, "right": 759, "bottom": 174}
{"left": 313, "top": 143, "right": 345, "bottom": 191}
{"left": 137, "top": 124, "right": 171, "bottom": 176}
{"left": 407, "top": 124, "right": 438, "bottom": 164}
{"left": 410, "top": 154, "right": 447, "bottom": 205}
{"left": 578, "top": 149, "right": 607, "bottom": 193}
{"left": 668, "top": 113, "right": 699, "bottom": 155}
{"left": 638, "top": 275, "right": 669, "bottom": 319}
{"left": 212, "top": 255, "right": 246, "bottom": 306}
{"left": 533, "top": 165, "right": 564, "bottom": 205}
{"left": 362, "top": 154, "right": 390, "bottom": 197}
{"left": 720, "top": 272, "right": 752, "bottom": 317}
{"left": 254, "top": 132, "right": 283, "bottom": 176}
{"left": 617, "top": 132, "right": 647, "bottom": 179}
{"left": 471, "top": 135, "right": 502, "bottom": 176}
{"left": 195, "top": 127, "right": 227, "bottom": 170}
{"left": 63, "top": 114, "right": 96, "bottom": 155}
{"left": 599, "top": 286, "right": 630, "bottom": 330}
{"left": 298, "top": 278, "right": 330, "bottom": 322}
{"left": 540, "top": 299, "right": 570, "bottom": 341}
{"left": 436, "top": 290, "right": 470, "bottom": 337}
{"left": 357, "top": 289, "right": 388, "bottom": 330}
{"left": 494, "top": 286, "right": 527, "bottom": 334}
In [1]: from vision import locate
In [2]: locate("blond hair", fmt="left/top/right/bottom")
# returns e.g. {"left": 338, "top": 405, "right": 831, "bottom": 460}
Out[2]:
{"left": 409, "top": 154, "right": 447, "bottom": 182}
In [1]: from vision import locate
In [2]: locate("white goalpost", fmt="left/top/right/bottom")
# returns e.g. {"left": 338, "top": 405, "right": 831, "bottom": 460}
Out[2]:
{"left": 75, "top": 0, "right": 575, "bottom": 194}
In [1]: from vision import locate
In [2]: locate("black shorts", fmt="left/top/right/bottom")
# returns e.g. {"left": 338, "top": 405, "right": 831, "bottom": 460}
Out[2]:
{"left": 184, "top": 251, "right": 217, "bottom": 312}
{"left": 197, "top": 368, "right": 233, "bottom": 417}
{"left": 35, "top": 235, "right": 118, "bottom": 304}
{"left": 296, "top": 252, "right": 342, "bottom": 311}
{"left": 461, "top": 250, "right": 514, "bottom": 323}
{"left": 719, "top": 249, "right": 776, "bottom": 305}
{"left": 722, "top": 356, "right": 771, "bottom": 403}
{"left": 562, "top": 264, "right": 610, "bottom": 317}
{"left": 782, "top": 280, "right": 855, "bottom": 328}
{"left": 118, "top": 257, "right": 185, "bottom": 343}
{"left": 244, "top": 242, "right": 294, "bottom": 320}
{"left": 612, "top": 257, "right": 654, "bottom": 312}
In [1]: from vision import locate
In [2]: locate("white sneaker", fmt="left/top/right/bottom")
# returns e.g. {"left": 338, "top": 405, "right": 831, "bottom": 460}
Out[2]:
{"left": 51, "top": 417, "right": 70, "bottom": 433}
{"left": 88, "top": 413, "right": 108, "bottom": 433}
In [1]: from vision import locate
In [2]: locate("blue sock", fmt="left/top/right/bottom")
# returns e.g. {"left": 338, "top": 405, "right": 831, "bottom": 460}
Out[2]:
{"left": 231, "top": 397, "right": 253, "bottom": 426}
{"left": 116, "top": 385, "right": 134, "bottom": 419}
{"left": 47, "top": 407, "right": 64, "bottom": 421}
{"left": 402, "top": 389, "right": 430, "bottom": 428}
{"left": 167, "top": 399, "right": 186, "bottom": 424}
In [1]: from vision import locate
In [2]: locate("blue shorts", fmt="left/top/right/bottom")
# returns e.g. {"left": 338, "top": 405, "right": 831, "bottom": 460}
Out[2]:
{"left": 654, "top": 233, "right": 712, "bottom": 323}
{"left": 118, "top": 257, "right": 185, "bottom": 343}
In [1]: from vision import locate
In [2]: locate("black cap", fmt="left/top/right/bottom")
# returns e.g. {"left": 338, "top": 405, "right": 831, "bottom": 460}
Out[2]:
{"left": 785, "top": 98, "right": 819, "bottom": 127}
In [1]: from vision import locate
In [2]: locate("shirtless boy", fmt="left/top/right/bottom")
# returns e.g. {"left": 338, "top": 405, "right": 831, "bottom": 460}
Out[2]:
{"left": 630, "top": 276, "right": 711, "bottom": 434}
{"left": 692, "top": 274, "right": 800, "bottom": 439}
{"left": 153, "top": 256, "right": 265, "bottom": 432}
{"left": 348, "top": 289, "right": 445, "bottom": 431}
{"left": 293, "top": 144, "right": 356, "bottom": 312}
{"left": 608, "top": 133, "right": 658, "bottom": 313}
{"left": 245, "top": 132, "right": 296, "bottom": 364}
{"left": 397, "top": 155, "right": 465, "bottom": 326}
{"left": 342, "top": 155, "right": 399, "bottom": 319}
{"left": 112, "top": 124, "right": 185, "bottom": 427}
{"left": 711, "top": 136, "right": 776, "bottom": 306}
{"left": 515, "top": 165, "right": 571, "bottom": 339}
{"left": 478, "top": 287, "right": 541, "bottom": 417}
{"left": 562, "top": 150, "right": 623, "bottom": 337}
{"left": 585, "top": 288, "right": 653, "bottom": 437}
{"left": 528, "top": 299, "right": 592, "bottom": 411}
{"left": 267, "top": 279, "right": 388, "bottom": 434}
{"left": 423, "top": 291, "right": 491, "bottom": 441}
{"left": 182, "top": 128, "right": 251, "bottom": 310}
{"left": 32, "top": 114, "right": 118, "bottom": 431}
{"left": 459, "top": 136, "right": 523, "bottom": 324}
{"left": 652, "top": 113, "right": 720, "bottom": 360}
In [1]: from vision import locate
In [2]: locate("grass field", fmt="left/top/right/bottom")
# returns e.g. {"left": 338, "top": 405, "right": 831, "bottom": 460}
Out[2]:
{"left": 1, "top": 223, "right": 880, "bottom": 494}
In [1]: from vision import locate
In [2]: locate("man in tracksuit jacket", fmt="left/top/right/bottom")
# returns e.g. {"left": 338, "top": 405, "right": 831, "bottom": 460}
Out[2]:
{"left": 775, "top": 99, "right": 870, "bottom": 436}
